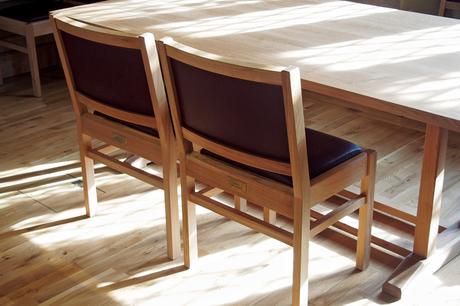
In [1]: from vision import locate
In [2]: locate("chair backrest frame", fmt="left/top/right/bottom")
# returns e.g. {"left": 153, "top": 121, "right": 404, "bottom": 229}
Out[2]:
{"left": 50, "top": 14, "right": 174, "bottom": 147}
{"left": 158, "top": 38, "right": 311, "bottom": 196}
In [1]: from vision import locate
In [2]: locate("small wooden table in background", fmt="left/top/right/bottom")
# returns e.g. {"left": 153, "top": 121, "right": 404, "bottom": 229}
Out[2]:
{"left": 54, "top": 0, "right": 460, "bottom": 300}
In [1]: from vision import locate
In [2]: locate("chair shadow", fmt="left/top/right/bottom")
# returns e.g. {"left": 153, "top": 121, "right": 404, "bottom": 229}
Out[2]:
{"left": 100, "top": 260, "right": 188, "bottom": 292}
{"left": 0, "top": 221, "right": 186, "bottom": 305}
{"left": 0, "top": 161, "right": 114, "bottom": 194}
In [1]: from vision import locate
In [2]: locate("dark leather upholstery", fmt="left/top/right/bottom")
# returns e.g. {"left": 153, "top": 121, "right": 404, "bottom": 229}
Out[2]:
{"left": 0, "top": 1, "right": 74, "bottom": 23}
{"left": 61, "top": 32, "right": 155, "bottom": 117}
{"left": 170, "top": 59, "right": 289, "bottom": 162}
{"left": 202, "top": 128, "right": 363, "bottom": 185}
{"left": 170, "top": 58, "right": 362, "bottom": 184}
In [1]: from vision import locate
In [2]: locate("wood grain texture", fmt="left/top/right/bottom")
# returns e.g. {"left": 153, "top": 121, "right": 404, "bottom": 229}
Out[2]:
{"left": 282, "top": 67, "right": 310, "bottom": 306}
{"left": 383, "top": 221, "right": 460, "bottom": 299}
{"left": 413, "top": 125, "right": 448, "bottom": 257}
{"left": 55, "top": 0, "right": 460, "bottom": 131}
{"left": 356, "top": 150, "right": 377, "bottom": 270}
{"left": 52, "top": 8, "right": 460, "bottom": 290}
{"left": 1, "top": 71, "right": 460, "bottom": 305}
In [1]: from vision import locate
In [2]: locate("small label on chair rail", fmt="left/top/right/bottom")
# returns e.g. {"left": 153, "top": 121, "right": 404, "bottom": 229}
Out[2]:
{"left": 112, "top": 133, "right": 127, "bottom": 144}
{"left": 227, "top": 176, "right": 247, "bottom": 192}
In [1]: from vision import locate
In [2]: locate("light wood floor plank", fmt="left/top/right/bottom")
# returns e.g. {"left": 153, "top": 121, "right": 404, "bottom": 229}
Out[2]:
{"left": 0, "top": 70, "right": 459, "bottom": 305}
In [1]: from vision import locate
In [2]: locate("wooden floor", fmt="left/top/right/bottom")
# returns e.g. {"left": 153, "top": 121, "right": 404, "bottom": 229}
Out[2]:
{"left": 1, "top": 70, "right": 459, "bottom": 305}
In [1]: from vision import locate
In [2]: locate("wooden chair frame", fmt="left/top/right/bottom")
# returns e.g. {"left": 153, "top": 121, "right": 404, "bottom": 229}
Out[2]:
{"left": 49, "top": 15, "right": 180, "bottom": 259}
{"left": 439, "top": 0, "right": 460, "bottom": 16}
{"left": 159, "top": 38, "right": 376, "bottom": 305}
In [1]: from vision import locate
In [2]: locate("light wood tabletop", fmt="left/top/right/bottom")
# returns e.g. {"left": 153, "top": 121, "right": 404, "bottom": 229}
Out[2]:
{"left": 55, "top": 0, "right": 460, "bottom": 131}
{"left": 53, "top": 0, "right": 460, "bottom": 301}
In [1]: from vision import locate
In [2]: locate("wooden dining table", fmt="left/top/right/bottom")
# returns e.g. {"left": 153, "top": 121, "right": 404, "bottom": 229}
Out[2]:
{"left": 53, "top": 0, "right": 460, "bottom": 299}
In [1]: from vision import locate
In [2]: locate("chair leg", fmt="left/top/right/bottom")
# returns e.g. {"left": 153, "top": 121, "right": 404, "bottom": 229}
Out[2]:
{"left": 234, "top": 195, "right": 247, "bottom": 212}
{"left": 292, "top": 198, "right": 309, "bottom": 306}
{"left": 79, "top": 134, "right": 97, "bottom": 217}
{"left": 25, "top": 26, "right": 42, "bottom": 97}
{"left": 163, "top": 145, "right": 181, "bottom": 260}
{"left": 356, "top": 150, "right": 376, "bottom": 270}
{"left": 180, "top": 161, "right": 198, "bottom": 268}
{"left": 263, "top": 207, "right": 276, "bottom": 224}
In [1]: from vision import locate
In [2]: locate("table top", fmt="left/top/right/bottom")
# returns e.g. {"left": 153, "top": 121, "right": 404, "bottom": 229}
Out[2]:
{"left": 56, "top": 0, "right": 460, "bottom": 131}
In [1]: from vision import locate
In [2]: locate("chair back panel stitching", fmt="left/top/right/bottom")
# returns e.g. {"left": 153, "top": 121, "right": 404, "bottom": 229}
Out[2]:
{"left": 61, "top": 32, "right": 154, "bottom": 117}
{"left": 170, "top": 58, "right": 289, "bottom": 162}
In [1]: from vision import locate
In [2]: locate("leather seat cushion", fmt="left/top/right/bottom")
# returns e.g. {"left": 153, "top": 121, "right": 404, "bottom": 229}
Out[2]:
{"left": 0, "top": 1, "right": 74, "bottom": 23}
{"left": 93, "top": 113, "right": 362, "bottom": 185}
{"left": 201, "top": 128, "right": 363, "bottom": 185}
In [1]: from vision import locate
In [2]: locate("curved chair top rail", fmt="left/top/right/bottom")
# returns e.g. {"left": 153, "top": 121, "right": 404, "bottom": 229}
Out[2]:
{"left": 160, "top": 37, "right": 297, "bottom": 86}
{"left": 51, "top": 14, "right": 146, "bottom": 48}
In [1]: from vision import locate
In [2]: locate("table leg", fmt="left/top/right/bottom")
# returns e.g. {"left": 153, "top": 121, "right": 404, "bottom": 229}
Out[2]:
{"left": 382, "top": 125, "right": 460, "bottom": 299}
{"left": 414, "top": 124, "right": 448, "bottom": 257}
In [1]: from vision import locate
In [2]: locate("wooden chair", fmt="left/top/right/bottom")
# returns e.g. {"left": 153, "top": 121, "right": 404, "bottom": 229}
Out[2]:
{"left": 0, "top": 0, "right": 74, "bottom": 97}
{"left": 49, "top": 15, "right": 181, "bottom": 259}
{"left": 439, "top": 0, "right": 460, "bottom": 16}
{"left": 158, "top": 38, "right": 376, "bottom": 305}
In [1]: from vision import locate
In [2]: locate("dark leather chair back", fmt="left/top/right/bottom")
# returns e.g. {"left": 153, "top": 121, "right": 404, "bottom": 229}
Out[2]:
{"left": 170, "top": 58, "right": 289, "bottom": 161}
{"left": 61, "top": 32, "right": 154, "bottom": 116}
